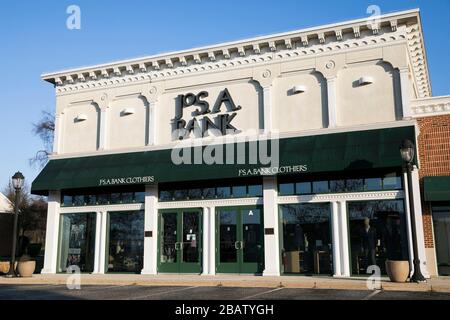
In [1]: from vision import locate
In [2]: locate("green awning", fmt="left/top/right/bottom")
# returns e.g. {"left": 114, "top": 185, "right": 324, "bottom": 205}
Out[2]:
{"left": 424, "top": 176, "right": 450, "bottom": 202}
{"left": 31, "top": 125, "right": 416, "bottom": 195}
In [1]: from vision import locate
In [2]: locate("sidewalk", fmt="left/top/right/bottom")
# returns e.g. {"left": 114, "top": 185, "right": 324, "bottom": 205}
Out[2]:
{"left": 1, "top": 274, "right": 450, "bottom": 293}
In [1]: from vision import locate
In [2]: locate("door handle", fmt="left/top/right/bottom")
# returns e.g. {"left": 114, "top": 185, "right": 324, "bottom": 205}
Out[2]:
{"left": 234, "top": 241, "right": 241, "bottom": 250}
{"left": 240, "top": 241, "right": 244, "bottom": 249}
{"left": 175, "top": 242, "right": 181, "bottom": 251}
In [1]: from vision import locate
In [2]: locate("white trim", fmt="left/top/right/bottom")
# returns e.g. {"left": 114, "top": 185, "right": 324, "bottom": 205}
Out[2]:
{"left": 93, "top": 211, "right": 102, "bottom": 274}
{"left": 327, "top": 77, "right": 338, "bottom": 127}
{"left": 59, "top": 203, "right": 144, "bottom": 214}
{"left": 98, "top": 211, "right": 108, "bottom": 274}
{"left": 141, "top": 185, "right": 158, "bottom": 275}
{"left": 331, "top": 202, "right": 341, "bottom": 276}
{"left": 158, "top": 197, "right": 262, "bottom": 209}
{"left": 338, "top": 201, "right": 351, "bottom": 277}
{"left": 278, "top": 190, "right": 404, "bottom": 204}
{"left": 201, "top": 207, "right": 210, "bottom": 275}
{"left": 209, "top": 206, "right": 216, "bottom": 275}
{"left": 41, "top": 191, "right": 61, "bottom": 274}
{"left": 262, "top": 176, "right": 281, "bottom": 276}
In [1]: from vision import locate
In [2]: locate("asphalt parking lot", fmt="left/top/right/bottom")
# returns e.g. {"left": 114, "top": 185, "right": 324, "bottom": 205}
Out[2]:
{"left": 1, "top": 284, "right": 450, "bottom": 300}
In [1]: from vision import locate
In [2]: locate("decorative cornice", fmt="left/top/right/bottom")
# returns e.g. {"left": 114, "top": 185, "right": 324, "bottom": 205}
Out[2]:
{"left": 42, "top": 10, "right": 429, "bottom": 97}
{"left": 59, "top": 203, "right": 144, "bottom": 213}
{"left": 158, "top": 197, "right": 262, "bottom": 209}
{"left": 411, "top": 95, "right": 450, "bottom": 118}
{"left": 406, "top": 18, "right": 432, "bottom": 98}
{"left": 278, "top": 191, "right": 404, "bottom": 204}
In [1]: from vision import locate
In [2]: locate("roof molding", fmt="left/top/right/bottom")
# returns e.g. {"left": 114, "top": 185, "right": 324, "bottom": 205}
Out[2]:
{"left": 42, "top": 9, "right": 431, "bottom": 98}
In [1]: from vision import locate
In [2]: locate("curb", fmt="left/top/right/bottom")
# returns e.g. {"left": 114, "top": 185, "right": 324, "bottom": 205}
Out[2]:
{"left": 0, "top": 276, "right": 449, "bottom": 293}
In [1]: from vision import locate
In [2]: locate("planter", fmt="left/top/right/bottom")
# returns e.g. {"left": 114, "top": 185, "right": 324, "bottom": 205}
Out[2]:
{"left": 385, "top": 260, "right": 410, "bottom": 283}
{"left": 17, "top": 260, "right": 36, "bottom": 277}
{"left": 0, "top": 261, "right": 18, "bottom": 274}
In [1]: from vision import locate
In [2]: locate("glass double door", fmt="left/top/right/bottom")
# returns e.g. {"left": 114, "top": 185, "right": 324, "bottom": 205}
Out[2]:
{"left": 216, "top": 206, "right": 264, "bottom": 274}
{"left": 158, "top": 209, "right": 202, "bottom": 273}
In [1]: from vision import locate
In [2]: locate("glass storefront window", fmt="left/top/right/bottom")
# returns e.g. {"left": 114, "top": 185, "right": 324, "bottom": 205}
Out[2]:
{"left": 97, "top": 194, "right": 109, "bottom": 205}
{"left": 313, "top": 181, "right": 329, "bottom": 194}
{"left": 188, "top": 188, "right": 202, "bottom": 199}
{"left": 73, "top": 195, "right": 85, "bottom": 206}
{"left": 160, "top": 190, "right": 173, "bottom": 201}
{"left": 110, "top": 193, "right": 121, "bottom": 204}
{"left": 217, "top": 187, "right": 231, "bottom": 198}
{"left": 63, "top": 195, "right": 73, "bottom": 206}
{"left": 232, "top": 186, "right": 246, "bottom": 198}
{"left": 347, "top": 200, "right": 409, "bottom": 276}
{"left": 107, "top": 211, "right": 144, "bottom": 273}
{"left": 296, "top": 182, "right": 311, "bottom": 195}
{"left": 203, "top": 188, "right": 215, "bottom": 198}
{"left": 281, "top": 203, "right": 332, "bottom": 275}
{"left": 346, "top": 179, "right": 364, "bottom": 192}
{"left": 365, "top": 178, "right": 382, "bottom": 191}
{"left": 279, "top": 183, "right": 294, "bottom": 195}
{"left": 248, "top": 185, "right": 263, "bottom": 197}
{"left": 383, "top": 175, "right": 402, "bottom": 190}
{"left": 121, "top": 192, "right": 134, "bottom": 203}
{"left": 134, "top": 192, "right": 145, "bottom": 203}
{"left": 330, "top": 180, "right": 346, "bottom": 193}
{"left": 174, "top": 190, "right": 188, "bottom": 200}
{"left": 58, "top": 213, "right": 96, "bottom": 273}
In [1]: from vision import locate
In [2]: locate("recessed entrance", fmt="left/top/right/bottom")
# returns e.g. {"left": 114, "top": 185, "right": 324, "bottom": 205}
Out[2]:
{"left": 216, "top": 205, "right": 264, "bottom": 274}
{"left": 158, "top": 208, "right": 202, "bottom": 273}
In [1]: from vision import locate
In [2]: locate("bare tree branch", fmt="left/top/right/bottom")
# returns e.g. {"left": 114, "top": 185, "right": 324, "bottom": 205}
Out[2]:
{"left": 30, "top": 111, "right": 55, "bottom": 168}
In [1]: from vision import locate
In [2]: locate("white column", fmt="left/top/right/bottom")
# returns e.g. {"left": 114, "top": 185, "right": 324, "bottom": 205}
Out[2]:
{"left": 338, "top": 201, "right": 351, "bottom": 277}
{"left": 209, "top": 207, "right": 216, "bottom": 275}
{"left": 202, "top": 207, "right": 210, "bottom": 275}
{"left": 147, "top": 100, "right": 157, "bottom": 145}
{"left": 98, "top": 107, "right": 108, "bottom": 150}
{"left": 331, "top": 202, "right": 342, "bottom": 277}
{"left": 41, "top": 191, "right": 61, "bottom": 274}
{"left": 410, "top": 167, "right": 430, "bottom": 278}
{"left": 399, "top": 67, "right": 412, "bottom": 119}
{"left": 326, "top": 76, "right": 338, "bottom": 127}
{"left": 52, "top": 113, "right": 63, "bottom": 154}
{"left": 262, "top": 176, "right": 280, "bottom": 276}
{"left": 141, "top": 184, "right": 158, "bottom": 274}
{"left": 262, "top": 86, "right": 272, "bottom": 134}
{"left": 98, "top": 211, "right": 108, "bottom": 274}
{"left": 93, "top": 211, "right": 102, "bottom": 273}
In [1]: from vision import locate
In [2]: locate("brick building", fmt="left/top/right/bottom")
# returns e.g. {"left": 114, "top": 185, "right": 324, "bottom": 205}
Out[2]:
{"left": 414, "top": 101, "right": 450, "bottom": 276}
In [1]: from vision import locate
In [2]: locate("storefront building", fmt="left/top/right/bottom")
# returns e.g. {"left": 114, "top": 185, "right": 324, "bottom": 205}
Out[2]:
{"left": 33, "top": 9, "right": 445, "bottom": 278}
{"left": 413, "top": 100, "right": 450, "bottom": 276}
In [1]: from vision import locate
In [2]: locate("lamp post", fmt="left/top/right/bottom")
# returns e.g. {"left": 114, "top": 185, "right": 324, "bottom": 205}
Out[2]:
{"left": 5, "top": 171, "right": 25, "bottom": 278}
{"left": 399, "top": 139, "right": 426, "bottom": 283}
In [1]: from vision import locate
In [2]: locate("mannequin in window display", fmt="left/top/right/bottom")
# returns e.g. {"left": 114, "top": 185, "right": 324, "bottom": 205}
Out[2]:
{"left": 360, "top": 217, "right": 377, "bottom": 270}
{"left": 293, "top": 224, "right": 305, "bottom": 251}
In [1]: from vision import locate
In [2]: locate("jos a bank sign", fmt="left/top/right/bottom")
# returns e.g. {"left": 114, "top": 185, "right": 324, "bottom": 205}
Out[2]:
{"left": 173, "top": 88, "right": 242, "bottom": 138}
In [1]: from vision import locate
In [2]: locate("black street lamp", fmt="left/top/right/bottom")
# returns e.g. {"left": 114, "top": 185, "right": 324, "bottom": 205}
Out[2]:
{"left": 5, "top": 171, "right": 25, "bottom": 278}
{"left": 399, "top": 139, "right": 426, "bottom": 283}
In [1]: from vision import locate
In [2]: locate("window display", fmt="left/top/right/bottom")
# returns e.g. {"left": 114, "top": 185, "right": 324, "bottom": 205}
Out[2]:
{"left": 58, "top": 212, "right": 96, "bottom": 273}
{"left": 348, "top": 200, "right": 409, "bottom": 275}
{"left": 281, "top": 203, "right": 332, "bottom": 275}
{"left": 107, "top": 211, "right": 144, "bottom": 273}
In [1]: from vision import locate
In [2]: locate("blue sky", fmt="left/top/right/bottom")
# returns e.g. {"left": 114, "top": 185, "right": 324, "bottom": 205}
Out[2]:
{"left": 0, "top": 0, "right": 449, "bottom": 192}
